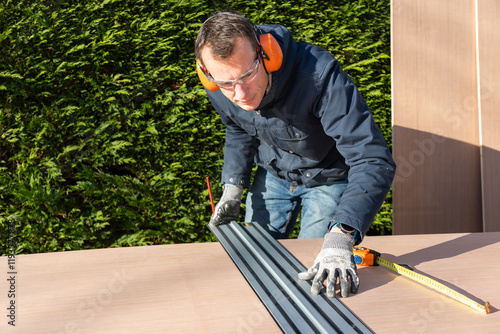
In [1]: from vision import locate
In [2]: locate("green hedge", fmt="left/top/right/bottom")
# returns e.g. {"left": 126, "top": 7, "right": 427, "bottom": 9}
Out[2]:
{"left": 0, "top": 0, "right": 392, "bottom": 255}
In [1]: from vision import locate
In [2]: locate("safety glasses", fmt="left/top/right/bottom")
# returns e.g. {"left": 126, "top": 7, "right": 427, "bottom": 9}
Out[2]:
{"left": 202, "top": 53, "right": 261, "bottom": 90}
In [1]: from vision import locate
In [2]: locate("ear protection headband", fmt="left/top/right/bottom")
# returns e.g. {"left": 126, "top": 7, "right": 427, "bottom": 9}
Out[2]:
{"left": 196, "top": 17, "right": 283, "bottom": 91}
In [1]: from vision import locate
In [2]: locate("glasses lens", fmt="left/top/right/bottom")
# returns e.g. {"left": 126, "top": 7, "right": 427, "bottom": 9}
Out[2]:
{"left": 214, "top": 55, "right": 260, "bottom": 89}
{"left": 216, "top": 81, "right": 235, "bottom": 89}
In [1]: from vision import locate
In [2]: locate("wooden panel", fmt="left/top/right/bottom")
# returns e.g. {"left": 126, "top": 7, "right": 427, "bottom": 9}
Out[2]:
{"left": 343, "top": 232, "right": 500, "bottom": 332}
{"left": 2, "top": 243, "right": 282, "bottom": 334}
{"left": 2, "top": 234, "right": 500, "bottom": 333}
{"left": 391, "top": 0, "right": 482, "bottom": 234}
{"left": 477, "top": 0, "right": 500, "bottom": 232}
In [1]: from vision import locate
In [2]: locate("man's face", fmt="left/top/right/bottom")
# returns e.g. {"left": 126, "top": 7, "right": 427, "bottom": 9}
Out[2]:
{"left": 200, "top": 37, "right": 269, "bottom": 111}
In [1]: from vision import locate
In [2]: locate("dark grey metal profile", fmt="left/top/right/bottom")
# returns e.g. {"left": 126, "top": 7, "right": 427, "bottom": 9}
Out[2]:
{"left": 208, "top": 221, "right": 373, "bottom": 334}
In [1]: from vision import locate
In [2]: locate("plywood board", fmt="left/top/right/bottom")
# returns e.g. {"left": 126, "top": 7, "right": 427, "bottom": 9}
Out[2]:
{"left": 391, "top": 0, "right": 482, "bottom": 234}
{"left": 1, "top": 233, "right": 500, "bottom": 333}
{"left": 477, "top": 0, "right": 500, "bottom": 232}
{"left": 1, "top": 243, "right": 281, "bottom": 334}
{"left": 292, "top": 233, "right": 500, "bottom": 333}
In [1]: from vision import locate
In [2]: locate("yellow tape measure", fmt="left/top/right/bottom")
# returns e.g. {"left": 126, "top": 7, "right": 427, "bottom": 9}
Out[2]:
{"left": 354, "top": 246, "right": 491, "bottom": 314}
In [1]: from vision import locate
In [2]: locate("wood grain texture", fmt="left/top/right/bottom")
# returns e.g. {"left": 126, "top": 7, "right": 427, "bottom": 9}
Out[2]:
{"left": 391, "top": 0, "right": 483, "bottom": 234}
{"left": 1, "top": 233, "right": 500, "bottom": 333}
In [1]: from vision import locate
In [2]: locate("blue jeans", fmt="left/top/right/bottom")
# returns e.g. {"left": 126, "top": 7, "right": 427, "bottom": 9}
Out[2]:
{"left": 245, "top": 167, "right": 348, "bottom": 239}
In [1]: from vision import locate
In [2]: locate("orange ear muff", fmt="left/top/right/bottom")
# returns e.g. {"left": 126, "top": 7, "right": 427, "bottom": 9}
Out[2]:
{"left": 259, "top": 33, "right": 283, "bottom": 73}
{"left": 196, "top": 59, "right": 219, "bottom": 91}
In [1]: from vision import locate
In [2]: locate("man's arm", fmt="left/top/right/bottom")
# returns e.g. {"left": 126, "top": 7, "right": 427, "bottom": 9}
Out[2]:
{"left": 206, "top": 92, "right": 259, "bottom": 188}
{"left": 220, "top": 120, "right": 258, "bottom": 188}
{"left": 205, "top": 92, "right": 258, "bottom": 225}
{"left": 316, "top": 58, "right": 396, "bottom": 240}
{"left": 299, "top": 55, "right": 395, "bottom": 298}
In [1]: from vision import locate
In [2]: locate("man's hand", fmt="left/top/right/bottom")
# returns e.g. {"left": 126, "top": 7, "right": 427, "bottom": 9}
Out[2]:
{"left": 209, "top": 184, "right": 243, "bottom": 226}
{"left": 298, "top": 230, "right": 359, "bottom": 298}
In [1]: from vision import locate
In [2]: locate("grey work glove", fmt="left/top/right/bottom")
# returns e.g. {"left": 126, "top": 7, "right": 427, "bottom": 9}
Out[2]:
{"left": 209, "top": 184, "right": 243, "bottom": 226}
{"left": 298, "top": 231, "right": 359, "bottom": 298}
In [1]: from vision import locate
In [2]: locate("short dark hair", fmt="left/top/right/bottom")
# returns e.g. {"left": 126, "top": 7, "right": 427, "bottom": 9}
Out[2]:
{"left": 195, "top": 12, "right": 259, "bottom": 63}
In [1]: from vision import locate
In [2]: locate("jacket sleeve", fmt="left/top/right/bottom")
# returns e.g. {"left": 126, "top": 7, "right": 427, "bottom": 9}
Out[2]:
{"left": 206, "top": 93, "right": 258, "bottom": 188}
{"left": 315, "top": 59, "right": 396, "bottom": 241}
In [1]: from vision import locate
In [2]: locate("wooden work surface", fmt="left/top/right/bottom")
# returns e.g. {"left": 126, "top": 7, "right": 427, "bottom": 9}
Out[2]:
{"left": 2, "top": 232, "right": 499, "bottom": 333}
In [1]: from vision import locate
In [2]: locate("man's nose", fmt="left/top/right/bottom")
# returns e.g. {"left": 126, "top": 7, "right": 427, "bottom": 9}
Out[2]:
{"left": 233, "top": 82, "right": 249, "bottom": 99}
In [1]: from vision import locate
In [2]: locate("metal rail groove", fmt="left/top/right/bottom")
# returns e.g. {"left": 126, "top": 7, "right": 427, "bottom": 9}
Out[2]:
{"left": 209, "top": 221, "right": 373, "bottom": 334}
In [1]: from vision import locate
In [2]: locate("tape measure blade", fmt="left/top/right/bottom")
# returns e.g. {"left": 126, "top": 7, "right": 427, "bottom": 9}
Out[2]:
{"left": 376, "top": 256, "right": 490, "bottom": 314}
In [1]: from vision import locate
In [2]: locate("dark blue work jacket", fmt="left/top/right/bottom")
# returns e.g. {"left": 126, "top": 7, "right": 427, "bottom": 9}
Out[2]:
{"left": 205, "top": 24, "right": 396, "bottom": 237}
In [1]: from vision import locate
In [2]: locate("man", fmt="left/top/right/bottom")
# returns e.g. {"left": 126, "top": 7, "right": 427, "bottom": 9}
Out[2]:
{"left": 195, "top": 12, "right": 395, "bottom": 298}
